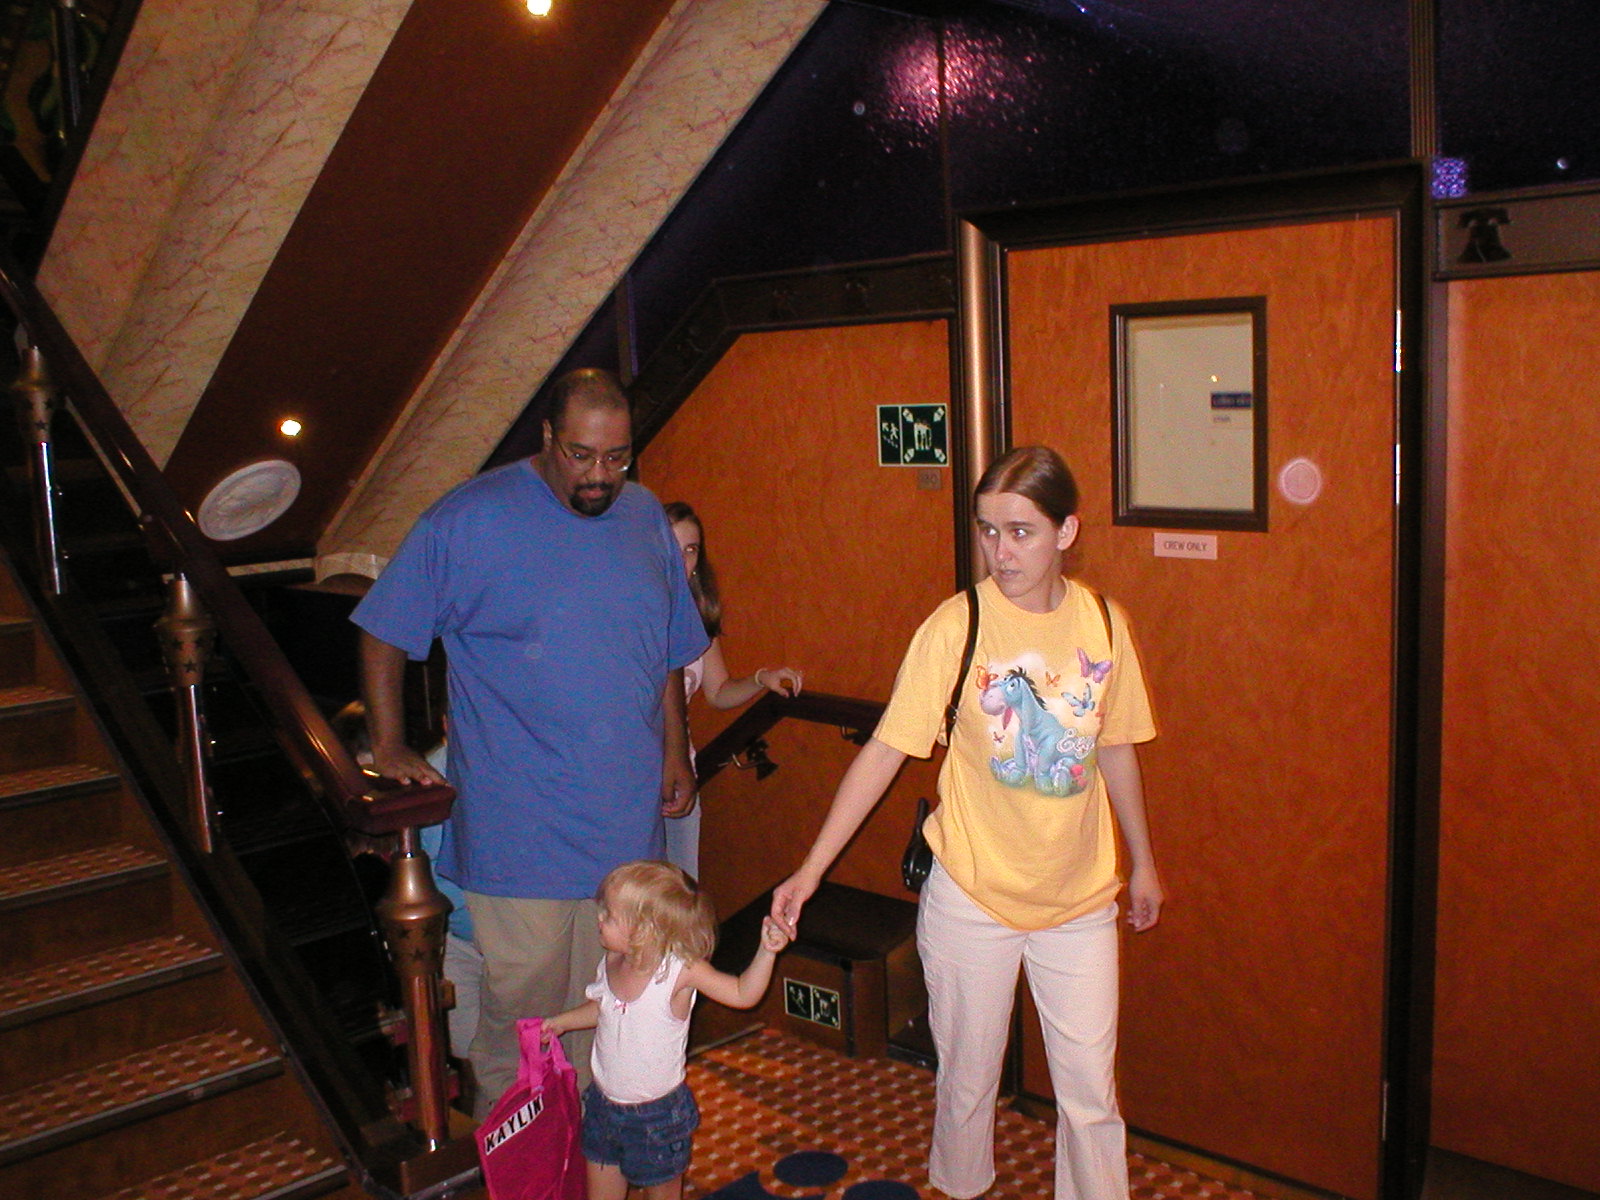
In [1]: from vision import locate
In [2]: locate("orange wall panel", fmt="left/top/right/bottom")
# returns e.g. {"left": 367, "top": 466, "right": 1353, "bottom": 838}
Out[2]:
{"left": 1435, "top": 272, "right": 1600, "bottom": 1192}
{"left": 641, "top": 321, "right": 953, "bottom": 916}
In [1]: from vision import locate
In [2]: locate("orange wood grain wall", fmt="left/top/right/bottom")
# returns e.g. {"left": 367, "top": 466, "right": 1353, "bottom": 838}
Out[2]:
{"left": 640, "top": 321, "right": 954, "bottom": 917}
{"left": 1435, "top": 272, "right": 1600, "bottom": 1192}
{"left": 1006, "top": 218, "right": 1397, "bottom": 1200}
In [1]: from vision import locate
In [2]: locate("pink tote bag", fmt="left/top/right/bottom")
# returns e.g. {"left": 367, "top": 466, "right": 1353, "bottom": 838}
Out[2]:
{"left": 475, "top": 1018, "right": 586, "bottom": 1200}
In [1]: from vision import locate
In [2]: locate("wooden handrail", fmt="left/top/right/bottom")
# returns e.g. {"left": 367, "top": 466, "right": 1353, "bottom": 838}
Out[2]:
{"left": 696, "top": 689, "right": 885, "bottom": 791}
{"left": 0, "top": 248, "right": 452, "bottom": 834}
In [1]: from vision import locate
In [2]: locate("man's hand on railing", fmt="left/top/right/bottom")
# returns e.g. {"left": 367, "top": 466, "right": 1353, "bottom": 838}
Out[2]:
{"left": 368, "top": 742, "right": 446, "bottom": 786}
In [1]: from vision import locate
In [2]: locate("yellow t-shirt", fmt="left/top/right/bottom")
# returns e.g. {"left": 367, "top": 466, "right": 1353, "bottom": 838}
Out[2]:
{"left": 875, "top": 577, "right": 1156, "bottom": 931}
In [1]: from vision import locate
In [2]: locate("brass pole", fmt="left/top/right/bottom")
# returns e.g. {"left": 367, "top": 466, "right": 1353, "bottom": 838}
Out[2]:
{"left": 9, "top": 344, "right": 64, "bottom": 595}
{"left": 156, "top": 574, "right": 217, "bottom": 852}
{"left": 374, "top": 825, "right": 453, "bottom": 1150}
{"left": 957, "top": 219, "right": 1003, "bottom": 584}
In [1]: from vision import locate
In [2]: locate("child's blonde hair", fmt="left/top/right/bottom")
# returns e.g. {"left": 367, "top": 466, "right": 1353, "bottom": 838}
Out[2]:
{"left": 599, "top": 860, "right": 717, "bottom": 971}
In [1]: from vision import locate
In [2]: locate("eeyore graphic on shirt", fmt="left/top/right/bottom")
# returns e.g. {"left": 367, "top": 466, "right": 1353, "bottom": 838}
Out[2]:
{"left": 982, "top": 662, "right": 1099, "bottom": 797}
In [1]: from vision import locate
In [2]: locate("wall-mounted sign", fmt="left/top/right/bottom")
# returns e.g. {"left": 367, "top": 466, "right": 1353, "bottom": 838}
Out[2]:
{"left": 878, "top": 403, "right": 948, "bottom": 466}
{"left": 1153, "top": 530, "right": 1218, "bottom": 560}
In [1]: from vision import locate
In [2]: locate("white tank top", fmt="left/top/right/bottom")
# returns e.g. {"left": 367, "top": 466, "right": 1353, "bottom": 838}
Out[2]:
{"left": 587, "top": 954, "right": 693, "bottom": 1104}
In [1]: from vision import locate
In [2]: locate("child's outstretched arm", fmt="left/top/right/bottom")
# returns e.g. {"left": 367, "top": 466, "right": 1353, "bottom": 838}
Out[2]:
{"left": 699, "top": 638, "right": 805, "bottom": 709}
{"left": 679, "top": 918, "right": 792, "bottom": 1010}
{"left": 540, "top": 1000, "right": 599, "bottom": 1041}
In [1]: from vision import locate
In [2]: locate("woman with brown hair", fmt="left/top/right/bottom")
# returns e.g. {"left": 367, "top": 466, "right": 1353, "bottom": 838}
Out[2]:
{"left": 771, "top": 446, "right": 1164, "bottom": 1200}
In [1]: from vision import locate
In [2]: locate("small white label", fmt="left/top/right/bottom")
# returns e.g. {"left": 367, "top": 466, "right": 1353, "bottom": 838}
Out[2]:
{"left": 1154, "top": 531, "right": 1218, "bottom": 560}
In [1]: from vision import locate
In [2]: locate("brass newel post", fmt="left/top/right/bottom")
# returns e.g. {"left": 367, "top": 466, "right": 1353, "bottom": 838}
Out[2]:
{"left": 156, "top": 574, "right": 218, "bottom": 852}
{"left": 9, "top": 344, "right": 65, "bottom": 594}
{"left": 374, "top": 825, "right": 453, "bottom": 1150}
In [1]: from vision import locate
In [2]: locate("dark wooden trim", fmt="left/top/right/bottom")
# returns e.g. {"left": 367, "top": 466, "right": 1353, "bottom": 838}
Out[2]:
{"left": 966, "top": 161, "right": 1428, "bottom": 251}
{"left": 631, "top": 254, "right": 957, "bottom": 450}
{"left": 1387, "top": 165, "right": 1437, "bottom": 1200}
{"left": 1434, "top": 181, "right": 1600, "bottom": 279}
{"left": 1408, "top": 0, "right": 1439, "bottom": 160}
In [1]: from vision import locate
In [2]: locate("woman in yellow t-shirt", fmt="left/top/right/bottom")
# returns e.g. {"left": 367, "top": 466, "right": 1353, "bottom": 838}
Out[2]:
{"left": 771, "top": 445, "right": 1164, "bottom": 1200}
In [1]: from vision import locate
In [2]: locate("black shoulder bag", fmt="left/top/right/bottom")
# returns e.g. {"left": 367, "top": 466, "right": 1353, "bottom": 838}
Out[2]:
{"left": 901, "top": 586, "right": 979, "bottom": 892}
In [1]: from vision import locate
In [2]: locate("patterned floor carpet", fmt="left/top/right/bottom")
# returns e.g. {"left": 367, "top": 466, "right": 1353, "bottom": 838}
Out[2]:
{"left": 683, "top": 1028, "right": 1265, "bottom": 1200}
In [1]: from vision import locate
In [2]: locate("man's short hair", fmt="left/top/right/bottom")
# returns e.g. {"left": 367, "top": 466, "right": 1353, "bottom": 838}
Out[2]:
{"left": 546, "top": 368, "right": 631, "bottom": 434}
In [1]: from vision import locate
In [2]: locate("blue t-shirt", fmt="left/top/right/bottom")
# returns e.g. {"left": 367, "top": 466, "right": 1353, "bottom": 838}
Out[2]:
{"left": 352, "top": 461, "right": 708, "bottom": 899}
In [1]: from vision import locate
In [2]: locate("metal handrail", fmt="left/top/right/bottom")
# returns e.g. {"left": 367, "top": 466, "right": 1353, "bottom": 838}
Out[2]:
{"left": 695, "top": 689, "right": 886, "bottom": 791}
{"left": 0, "top": 248, "right": 452, "bottom": 835}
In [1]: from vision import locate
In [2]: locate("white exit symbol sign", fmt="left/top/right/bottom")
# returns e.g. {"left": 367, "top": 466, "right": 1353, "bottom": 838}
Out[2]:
{"left": 878, "top": 404, "right": 948, "bottom": 466}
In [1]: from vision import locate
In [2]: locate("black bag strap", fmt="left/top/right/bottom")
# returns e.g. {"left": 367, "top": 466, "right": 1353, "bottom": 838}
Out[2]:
{"left": 1087, "top": 585, "right": 1113, "bottom": 648}
{"left": 943, "top": 585, "right": 980, "bottom": 741}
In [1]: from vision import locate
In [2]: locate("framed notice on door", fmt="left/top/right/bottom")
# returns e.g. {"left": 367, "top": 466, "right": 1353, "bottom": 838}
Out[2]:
{"left": 1111, "top": 296, "right": 1268, "bottom": 531}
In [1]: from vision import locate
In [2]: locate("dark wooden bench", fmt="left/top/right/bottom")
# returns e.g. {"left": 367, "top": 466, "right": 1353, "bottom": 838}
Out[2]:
{"left": 699, "top": 882, "right": 927, "bottom": 1062}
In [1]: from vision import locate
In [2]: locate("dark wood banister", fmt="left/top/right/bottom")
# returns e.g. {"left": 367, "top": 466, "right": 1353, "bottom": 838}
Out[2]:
{"left": 695, "top": 689, "right": 886, "bottom": 791}
{"left": 0, "top": 248, "right": 452, "bottom": 834}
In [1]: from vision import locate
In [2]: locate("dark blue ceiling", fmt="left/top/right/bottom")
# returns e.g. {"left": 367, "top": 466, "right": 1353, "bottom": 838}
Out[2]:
{"left": 491, "top": 0, "right": 1598, "bottom": 466}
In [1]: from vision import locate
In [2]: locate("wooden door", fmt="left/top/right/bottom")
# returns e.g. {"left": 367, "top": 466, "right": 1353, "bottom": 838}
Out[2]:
{"left": 1004, "top": 216, "right": 1399, "bottom": 1199}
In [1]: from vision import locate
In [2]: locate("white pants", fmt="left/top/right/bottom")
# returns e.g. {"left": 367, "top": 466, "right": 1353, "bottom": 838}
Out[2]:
{"left": 443, "top": 931, "right": 484, "bottom": 1066}
{"left": 918, "top": 862, "right": 1127, "bottom": 1200}
{"left": 663, "top": 803, "right": 700, "bottom": 879}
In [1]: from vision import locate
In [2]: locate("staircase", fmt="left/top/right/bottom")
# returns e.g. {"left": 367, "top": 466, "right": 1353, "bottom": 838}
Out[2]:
{"left": 0, "top": 551, "right": 367, "bottom": 1199}
{"left": 7, "top": 398, "right": 407, "bottom": 1092}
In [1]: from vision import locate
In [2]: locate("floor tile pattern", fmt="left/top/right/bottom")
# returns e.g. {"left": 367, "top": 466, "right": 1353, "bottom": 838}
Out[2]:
{"left": 684, "top": 1029, "right": 1264, "bottom": 1200}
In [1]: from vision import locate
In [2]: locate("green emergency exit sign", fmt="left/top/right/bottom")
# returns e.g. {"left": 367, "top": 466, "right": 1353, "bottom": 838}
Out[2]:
{"left": 878, "top": 404, "right": 948, "bottom": 466}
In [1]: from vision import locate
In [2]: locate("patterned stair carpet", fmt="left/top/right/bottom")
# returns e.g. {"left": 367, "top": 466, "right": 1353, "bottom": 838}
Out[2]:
{"left": 683, "top": 1028, "right": 1264, "bottom": 1200}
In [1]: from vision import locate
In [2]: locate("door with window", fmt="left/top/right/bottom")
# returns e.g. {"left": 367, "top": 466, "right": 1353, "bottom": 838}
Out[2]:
{"left": 992, "top": 210, "right": 1404, "bottom": 1200}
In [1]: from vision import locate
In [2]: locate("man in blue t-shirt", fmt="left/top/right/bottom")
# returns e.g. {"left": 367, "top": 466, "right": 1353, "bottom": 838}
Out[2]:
{"left": 353, "top": 368, "right": 708, "bottom": 1113}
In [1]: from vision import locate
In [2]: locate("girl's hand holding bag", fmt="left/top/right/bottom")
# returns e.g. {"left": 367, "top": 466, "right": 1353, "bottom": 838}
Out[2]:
{"left": 474, "top": 1018, "right": 586, "bottom": 1200}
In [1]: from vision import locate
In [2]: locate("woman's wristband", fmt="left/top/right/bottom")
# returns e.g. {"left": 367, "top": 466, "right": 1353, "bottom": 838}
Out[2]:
{"left": 754, "top": 668, "right": 768, "bottom": 690}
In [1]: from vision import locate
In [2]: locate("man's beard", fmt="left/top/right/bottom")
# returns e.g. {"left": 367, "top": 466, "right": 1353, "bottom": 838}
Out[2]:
{"left": 569, "top": 481, "right": 618, "bottom": 516}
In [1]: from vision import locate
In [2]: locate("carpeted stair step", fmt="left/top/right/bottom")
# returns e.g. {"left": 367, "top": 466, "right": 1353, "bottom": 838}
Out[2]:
{"left": 89, "top": 1133, "right": 350, "bottom": 1200}
{"left": 0, "top": 933, "right": 222, "bottom": 1032}
{"left": 0, "top": 763, "right": 120, "bottom": 807}
{"left": 0, "top": 683, "right": 80, "bottom": 771}
{"left": 0, "top": 615, "right": 35, "bottom": 688}
{"left": 0, "top": 683, "right": 74, "bottom": 718}
{"left": 0, "top": 844, "right": 167, "bottom": 910}
{"left": 0, "top": 763, "right": 126, "bottom": 867}
{"left": 0, "top": 1028, "right": 282, "bottom": 1166}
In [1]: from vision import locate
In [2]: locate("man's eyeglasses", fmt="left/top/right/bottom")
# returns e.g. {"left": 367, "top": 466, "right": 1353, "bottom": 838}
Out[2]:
{"left": 554, "top": 437, "right": 632, "bottom": 473}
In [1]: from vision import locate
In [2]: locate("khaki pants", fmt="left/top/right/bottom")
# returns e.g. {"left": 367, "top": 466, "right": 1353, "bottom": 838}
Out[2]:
{"left": 465, "top": 893, "right": 602, "bottom": 1119}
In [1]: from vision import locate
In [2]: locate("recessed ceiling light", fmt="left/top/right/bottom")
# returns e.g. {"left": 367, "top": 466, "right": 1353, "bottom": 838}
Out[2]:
{"left": 526, "top": 0, "right": 552, "bottom": 15}
{"left": 279, "top": 418, "right": 303, "bottom": 438}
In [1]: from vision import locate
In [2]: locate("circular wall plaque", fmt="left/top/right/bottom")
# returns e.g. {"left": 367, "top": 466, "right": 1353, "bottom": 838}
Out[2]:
{"left": 198, "top": 459, "right": 301, "bottom": 540}
{"left": 1277, "top": 456, "right": 1324, "bottom": 506}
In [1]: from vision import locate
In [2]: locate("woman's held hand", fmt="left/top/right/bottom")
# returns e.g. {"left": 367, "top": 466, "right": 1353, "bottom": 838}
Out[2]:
{"left": 770, "top": 870, "right": 819, "bottom": 938}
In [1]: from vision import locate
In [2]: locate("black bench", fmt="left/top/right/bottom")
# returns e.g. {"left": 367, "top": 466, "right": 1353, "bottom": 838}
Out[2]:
{"left": 705, "top": 882, "right": 927, "bottom": 1061}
